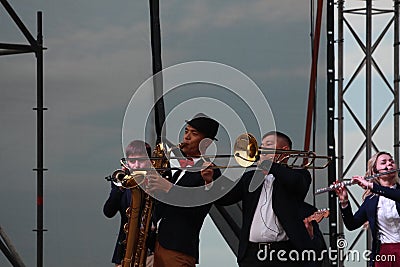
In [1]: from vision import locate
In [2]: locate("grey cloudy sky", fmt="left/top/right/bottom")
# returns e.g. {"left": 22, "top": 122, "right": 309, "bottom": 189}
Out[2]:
{"left": 0, "top": 0, "right": 396, "bottom": 266}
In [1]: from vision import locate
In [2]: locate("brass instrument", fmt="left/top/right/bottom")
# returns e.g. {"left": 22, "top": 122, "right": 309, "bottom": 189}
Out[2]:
{"left": 113, "top": 133, "right": 332, "bottom": 174}
{"left": 111, "top": 169, "right": 128, "bottom": 186}
{"left": 315, "top": 168, "right": 400, "bottom": 195}
{"left": 104, "top": 133, "right": 330, "bottom": 265}
{"left": 122, "top": 142, "right": 168, "bottom": 267}
{"left": 234, "top": 133, "right": 332, "bottom": 169}
{"left": 104, "top": 163, "right": 128, "bottom": 187}
{"left": 105, "top": 159, "right": 148, "bottom": 189}
{"left": 122, "top": 184, "right": 144, "bottom": 267}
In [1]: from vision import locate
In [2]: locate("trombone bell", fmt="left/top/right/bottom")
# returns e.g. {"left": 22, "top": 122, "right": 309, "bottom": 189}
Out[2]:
{"left": 233, "top": 133, "right": 332, "bottom": 169}
{"left": 234, "top": 133, "right": 260, "bottom": 167}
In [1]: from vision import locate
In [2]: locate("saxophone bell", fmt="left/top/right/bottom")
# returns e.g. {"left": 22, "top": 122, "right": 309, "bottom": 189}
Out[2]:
{"left": 113, "top": 169, "right": 129, "bottom": 181}
{"left": 104, "top": 168, "right": 130, "bottom": 187}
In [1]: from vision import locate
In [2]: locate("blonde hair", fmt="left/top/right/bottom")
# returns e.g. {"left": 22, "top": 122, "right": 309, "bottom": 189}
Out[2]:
{"left": 362, "top": 151, "right": 399, "bottom": 200}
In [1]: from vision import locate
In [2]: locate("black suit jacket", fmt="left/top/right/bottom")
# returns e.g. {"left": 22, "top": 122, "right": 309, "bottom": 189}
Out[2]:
{"left": 103, "top": 182, "right": 131, "bottom": 264}
{"left": 217, "top": 163, "right": 316, "bottom": 263}
{"left": 155, "top": 161, "right": 221, "bottom": 262}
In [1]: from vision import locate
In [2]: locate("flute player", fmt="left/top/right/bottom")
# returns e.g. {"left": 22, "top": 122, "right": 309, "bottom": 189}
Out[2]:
{"left": 334, "top": 151, "right": 400, "bottom": 267}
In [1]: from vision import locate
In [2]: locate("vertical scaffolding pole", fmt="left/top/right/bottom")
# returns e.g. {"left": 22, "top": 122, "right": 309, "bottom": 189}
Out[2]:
{"left": 336, "top": 2, "right": 344, "bottom": 265}
{"left": 365, "top": 0, "right": 374, "bottom": 255}
{"left": 0, "top": 3, "right": 47, "bottom": 266}
{"left": 149, "top": 0, "right": 165, "bottom": 143}
{"left": 395, "top": 0, "right": 400, "bottom": 164}
{"left": 366, "top": 0, "right": 373, "bottom": 162}
{"left": 0, "top": 2, "right": 47, "bottom": 266}
{"left": 33, "top": 12, "right": 46, "bottom": 267}
{"left": 327, "top": 0, "right": 339, "bottom": 266}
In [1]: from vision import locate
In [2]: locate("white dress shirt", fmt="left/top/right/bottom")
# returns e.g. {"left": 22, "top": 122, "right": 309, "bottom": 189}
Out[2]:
{"left": 249, "top": 174, "right": 289, "bottom": 242}
{"left": 169, "top": 150, "right": 199, "bottom": 184}
{"left": 376, "top": 185, "right": 400, "bottom": 243}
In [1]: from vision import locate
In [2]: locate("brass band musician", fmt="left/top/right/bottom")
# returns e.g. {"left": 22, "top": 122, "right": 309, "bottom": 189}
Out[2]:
{"left": 215, "top": 131, "right": 320, "bottom": 267}
{"left": 103, "top": 140, "right": 155, "bottom": 267}
{"left": 146, "top": 113, "right": 221, "bottom": 267}
{"left": 334, "top": 152, "right": 400, "bottom": 267}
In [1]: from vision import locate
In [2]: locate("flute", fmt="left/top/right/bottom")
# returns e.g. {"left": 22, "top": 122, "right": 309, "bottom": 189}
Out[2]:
{"left": 315, "top": 168, "right": 400, "bottom": 195}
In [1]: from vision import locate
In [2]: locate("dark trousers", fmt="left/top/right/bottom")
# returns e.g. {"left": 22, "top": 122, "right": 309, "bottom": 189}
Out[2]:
{"left": 239, "top": 241, "right": 304, "bottom": 267}
{"left": 153, "top": 241, "right": 196, "bottom": 267}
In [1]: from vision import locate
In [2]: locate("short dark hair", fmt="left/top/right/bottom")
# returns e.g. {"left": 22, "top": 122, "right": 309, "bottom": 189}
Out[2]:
{"left": 125, "top": 140, "right": 151, "bottom": 157}
{"left": 262, "top": 131, "right": 292, "bottom": 149}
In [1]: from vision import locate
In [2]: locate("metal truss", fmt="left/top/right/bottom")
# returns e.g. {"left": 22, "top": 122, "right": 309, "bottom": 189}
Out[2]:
{"left": 336, "top": 0, "right": 399, "bottom": 266}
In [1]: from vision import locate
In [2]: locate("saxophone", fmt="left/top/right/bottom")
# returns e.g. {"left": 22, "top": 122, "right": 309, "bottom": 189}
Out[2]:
{"left": 121, "top": 142, "right": 168, "bottom": 267}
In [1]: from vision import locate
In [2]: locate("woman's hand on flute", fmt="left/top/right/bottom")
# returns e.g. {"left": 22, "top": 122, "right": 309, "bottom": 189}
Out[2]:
{"left": 351, "top": 175, "right": 373, "bottom": 190}
{"left": 333, "top": 180, "right": 349, "bottom": 207}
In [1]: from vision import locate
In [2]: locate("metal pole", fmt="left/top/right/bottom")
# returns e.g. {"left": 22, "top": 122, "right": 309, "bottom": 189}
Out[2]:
{"left": 337, "top": 0, "right": 344, "bottom": 188}
{"left": 32, "top": 12, "right": 47, "bottom": 267}
{"left": 394, "top": 0, "right": 400, "bottom": 165}
{"left": 304, "top": 0, "right": 323, "bottom": 152}
{"left": 149, "top": 0, "right": 165, "bottom": 143}
{"left": 0, "top": 2, "right": 47, "bottom": 266}
{"left": 337, "top": 1, "right": 344, "bottom": 266}
{"left": 365, "top": 1, "right": 373, "bottom": 259}
{"left": 327, "top": 0, "right": 339, "bottom": 266}
{"left": 0, "top": 226, "right": 26, "bottom": 267}
{"left": 366, "top": 0, "right": 372, "bottom": 159}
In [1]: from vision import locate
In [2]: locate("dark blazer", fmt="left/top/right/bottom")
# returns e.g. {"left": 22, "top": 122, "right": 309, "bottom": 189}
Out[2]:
{"left": 340, "top": 183, "right": 400, "bottom": 267}
{"left": 216, "top": 163, "right": 316, "bottom": 263}
{"left": 103, "top": 182, "right": 131, "bottom": 264}
{"left": 155, "top": 161, "right": 221, "bottom": 262}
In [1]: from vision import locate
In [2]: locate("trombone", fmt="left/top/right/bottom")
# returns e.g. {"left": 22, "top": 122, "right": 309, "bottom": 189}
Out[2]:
{"left": 233, "top": 133, "right": 333, "bottom": 169}
{"left": 105, "top": 133, "right": 332, "bottom": 188}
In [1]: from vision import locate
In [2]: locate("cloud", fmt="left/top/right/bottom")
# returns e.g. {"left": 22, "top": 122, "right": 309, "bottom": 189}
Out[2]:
{"left": 162, "top": 0, "right": 310, "bottom": 34}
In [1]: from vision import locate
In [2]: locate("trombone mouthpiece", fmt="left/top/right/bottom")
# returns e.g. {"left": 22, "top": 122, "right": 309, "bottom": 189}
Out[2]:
{"left": 178, "top": 143, "right": 186, "bottom": 149}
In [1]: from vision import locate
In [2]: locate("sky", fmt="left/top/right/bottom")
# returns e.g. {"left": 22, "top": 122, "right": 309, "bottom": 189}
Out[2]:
{"left": 0, "top": 0, "right": 397, "bottom": 266}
